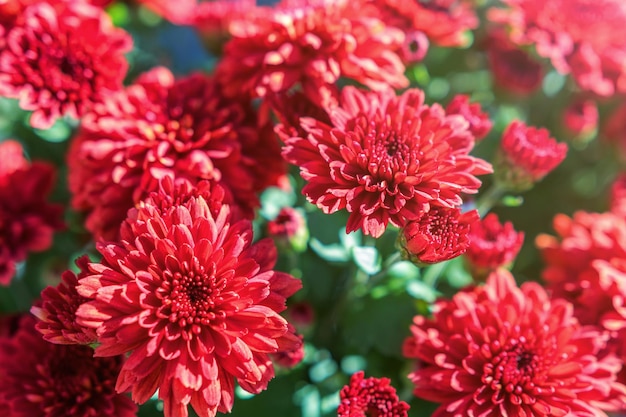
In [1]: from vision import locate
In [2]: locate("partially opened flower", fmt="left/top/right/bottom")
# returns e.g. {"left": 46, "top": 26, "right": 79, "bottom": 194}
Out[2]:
{"left": 563, "top": 98, "right": 598, "bottom": 142}
{"left": 337, "top": 371, "right": 409, "bottom": 417}
{"left": 68, "top": 67, "right": 284, "bottom": 241}
{"left": 282, "top": 86, "right": 492, "bottom": 237}
{"left": 403, "top": 269, "right": 626, "bottom": 416}
{"left": 490, "top": 0, "right": 626, "bottom": 96}
{"left": 465, "top": 213, "right": 524, "bottom": 277}
{"left": 30, "top": 256, "right": 97, "bottom": 345}
{"left": 495, "top": 120, "right": 567, "bottom": 191}
{"left": 0, "top": 316, "right": 136, "bottom": 417}
{"left": 0, "top": 140, "right": 64, "bottom": 285}
{"left": 445, "top": 94, "right": 493, "bottom": 141}
{"left": 216, "top": 0, "right": 407, "bottom": 107}
{"left": 0, "top": 1, "right": 131, "bottom": 128}
{"left": 399, "top": 207, "right": 478, "bottom": 265}
{"left": 75, "top": 178, "right": 302, "bottom": 417}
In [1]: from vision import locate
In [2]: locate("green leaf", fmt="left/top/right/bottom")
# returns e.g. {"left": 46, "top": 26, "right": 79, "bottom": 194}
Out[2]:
{"left": 406, "top": 280, "right": 440, "bottom": 303}
{"left": 309, "top": 238, "right": 349, "bottom": 263}
{"left": 352, "top": 246, "right": 381, "bottom": 275}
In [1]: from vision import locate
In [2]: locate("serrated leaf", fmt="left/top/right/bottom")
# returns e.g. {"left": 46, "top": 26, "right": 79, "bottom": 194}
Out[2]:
{"left": 352, "top": 246, "right": 381, "bottom": 275}
{"left": 309, "top": 238, "right": 349, "bottom": 263}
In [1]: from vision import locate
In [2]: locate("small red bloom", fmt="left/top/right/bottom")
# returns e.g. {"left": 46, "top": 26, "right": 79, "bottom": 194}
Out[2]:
{"left": 68, "top": 67, "right": 284, "bottom": 241}
{"left": 445, "top": 94, "right": 493, "bottom": 141}
{"left": 602, "top": 102, "right": 626, "bottom": 160}
{"left": 75, "top": 179, "right": 302, "bottom": 417}
{"left": 400, "top": 207, "right": 479, "bottom": 265}
{"left": 0, "top": 316, "right": 136, "bottom": 417}
{"left": 485, "top": 29, "right": 544, "bottom": 96}
{"left": 563, "top": 98, "right": 598, "bottom": 140}
{"left": 216, "top": 0, "right": 407, "bottom": 107}
{"left": 490, "top": 0, "right": 626, "bottom": 96}
{"left": 282, "top": 86, "right": 492, "bottom": 237}
{"left": 267, "top": 207, "right": 306, "bottom": 239}
{"left": 465, "top": 213, "right": 524, "bottom": 276}
{"left": 610, "top": 173, "right": 626, "bottom": 217}
{"left": 271, "top": 331, "right": 305, "bottom": 368}
{"left": 495, "top": 120, "right": 567, "bottom": 191}
{"left": 30, "top": 256, "right": 97, "bottom": 345}
{"left": 337, "top": 370, "right": 409, "bottom": 417}
{"left": 0, "top": 2, "right": 131, "bottom": 128}
{"left": 403, "top": 269, "right": 626, "bottom": 416}
{"left": 0, "top": 140, "right": 64, "bottom": 285}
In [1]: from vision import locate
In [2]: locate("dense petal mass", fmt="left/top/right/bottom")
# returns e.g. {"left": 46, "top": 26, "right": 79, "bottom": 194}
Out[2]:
{"left": 282, "top": 86, "right": 492, "bottom": 237}
{"left": 68, "top": 67, "right": 285, "bottom": 241}
{"left": 491, "top": 0, "right": 626, "bottom": 96}
{"left": 0, "top": 1, "right": 131, "bottom": 128}
{"left": 0, "top": 316, "right": 136, "bottom": 417}
{"left": 216, "top": 0, "right": 407, "bottom": 107}
{"left": 337, "top": 371, "right": 409, "bottom": 417}
{"left": 75, "top": 179, "right": 302, "bottom": 417}
{"left": 403, "top": 269, "right": 626, "bottom": 416}
{"left": 445, "top": 94, "right": 492, "bottom": 141}
{"left": 0, "top": 141, "right": 64, "bottom": 285}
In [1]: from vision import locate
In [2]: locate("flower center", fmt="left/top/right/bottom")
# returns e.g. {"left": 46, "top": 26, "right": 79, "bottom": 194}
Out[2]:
{"left": 168, "top": 267, "right": 218, "bottom": 328}
{"left": 483, "top": 339, "right": 541, "bottom": 400}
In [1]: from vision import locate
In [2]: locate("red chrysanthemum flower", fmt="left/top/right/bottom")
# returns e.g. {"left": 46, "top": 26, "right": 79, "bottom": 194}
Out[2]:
{"left": 602, "top": 102, "right": 626, "bottom": 161}
{"left": 30, "top": 255, "right": 97, "bottom": 345}
{"left": 563, "top": 98, "right": 598, "bottom": 141}
{"left": 465, "top": 213, "right": 524, "bottom": 277}
{"left": 399, "top": 207, "right": 479, "bottom": 265}
{"left": 0, "top": 1, "right": 131, "bottom": 128}
{"left": 270, "top": 331, "right": 305, "bottom": 368}
{"left": 495, "top": 120, "right": 567, "bottom": 191}
{"left": 216, "top": 0, "right": 407, "bottom": 107}
{"left": 0, "top": 140, "right": 64, "bottom": 285}
{"left": 536, "top": 211, "right": 626, "bottom": 323}
{"left": 269, "top": 90, "right": 330, "bottom": 142}
{"left": 68, "top": 66, "right": 285, "bottom": 241}
{"left": 282, "top": 86, "right": 492, "bottom": 237}
{"left": 75, "top": 178, "right": 302, "bottom": 417}
{"left": 485, "top": 29, "right": 544, "bottom": 96}
{"left": 358, "top": 0, "right": 477, "bottom": 48}
{"left": 267, "top": 207, "right": 306, "bottom": 239}
{"left": 403, "top": 269, "right": 626, "bottom": 416}
{"left": 445, "top": 94, "right": 493, "bottom": 141}
{"left": 0, "top": 316, "right": 137, "bottom": 417}
{"left": 490, "top": 0, "right": 626, "bottom": 96}
{"left": 337, "top": 370, "right": 409, "bottom": 417}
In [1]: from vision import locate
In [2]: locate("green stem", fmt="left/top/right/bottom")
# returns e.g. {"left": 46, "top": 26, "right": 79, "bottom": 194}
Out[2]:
{"left": 475, "top": 184, "right": 506, "bottom": 216}
{"left": 422, "top": 260, "right": 450, "bottom": 288}
{"left": 363, "top": 251, "right": 403, "bottom": 292}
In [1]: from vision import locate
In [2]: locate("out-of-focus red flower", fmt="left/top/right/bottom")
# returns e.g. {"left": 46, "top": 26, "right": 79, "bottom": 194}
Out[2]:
{"left": 0, "top": 2, "right": 131, "bottom": 128}
{"left": 602, "top": 102, "right": 626, "bottom": 160}
{"left": 192, "top": 0, "right": 260, "bottom": 54}
{"left": 495, "top": 120, "right": 568, "bottom": 191}
{"left": 403, "top": 269, "right": 626, "bottom": 416}
{"left": 269, "top": 90, "right": 330, "bottom": 142}
{"left": 30, "top": 256, "right": 97, "bottom": 345}
{"left": 0, "top": 316, "right": 137, "bottom": 417}
{"left": 271, "top": 331, "right": 305, "bottom": 368}
{"left": 75, "top": 178, "right": 302, "bottom": 417}
{"left": 282, "top": 86, "right": 492, "bottom": 237}
{"left": 563, "top": 98, "right": 598, "bottom": 141}
{"left": 399, "top": 207, "right": 479, "bottom": 265}
{"left": 0, "top": 140, "right": 64, "bottom": 285}
{"left": 337, "top": 370, "right": 409, "bottom": 417}
{"left": 68, "top": 67, "right": 284, "bottom": 241}
{"left": 267, "top": 207, "right": 306, "bottom": 238}
{"left": 485, "top": 29, "right": 544, "bottom": 96}
{"left": 136, "top": 0, "right": 198, "bottom": 24}
{"left": 216, "top": 0, "right": 407, "bottom": 107}
{"left": 610, "top": 173, "right": 626, "bottom": 217}
{"left": 465, "top": 213, "right": 524, "bottom": 277}
{"left": 490, "top": 0, "right": 626, "bottom": 96}
{"left": 286, "top": 301, "right": 315, "bottom": 330}
{"left": 536, "top": 211, "right": 626, "bottom": 322}
{"left": 445, "top": 94, "right": 493, "bottom": 141}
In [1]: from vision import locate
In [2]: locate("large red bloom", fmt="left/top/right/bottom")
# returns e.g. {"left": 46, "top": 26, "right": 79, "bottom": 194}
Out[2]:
{"left": 490, "top": 0, "right": 626, "bottom": 96}
{"left": 0, "top": 140, "right": 64, "bottom": 285}
{"left": 403, "top": 269, "right": 626, "bottom": 416}
{"left": 0, "top": 1, "right": 131, "bottom": 128}
{"left": 282, "top": 86, "right": 492, "bottom": 237}
{"left": 216, "top": 0, "right": 407, "bottom": 107}
{"left": 68, "top": 67, "right": 285, "bottom": 241}
{"left": 75, "top": 178, "right": 302, "bottom": 417}
{"left": 337, "top": 371, "right": 409, "bottom": 417}
{"left": 0, "top": 316, "right": 136, "bottom": 417}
